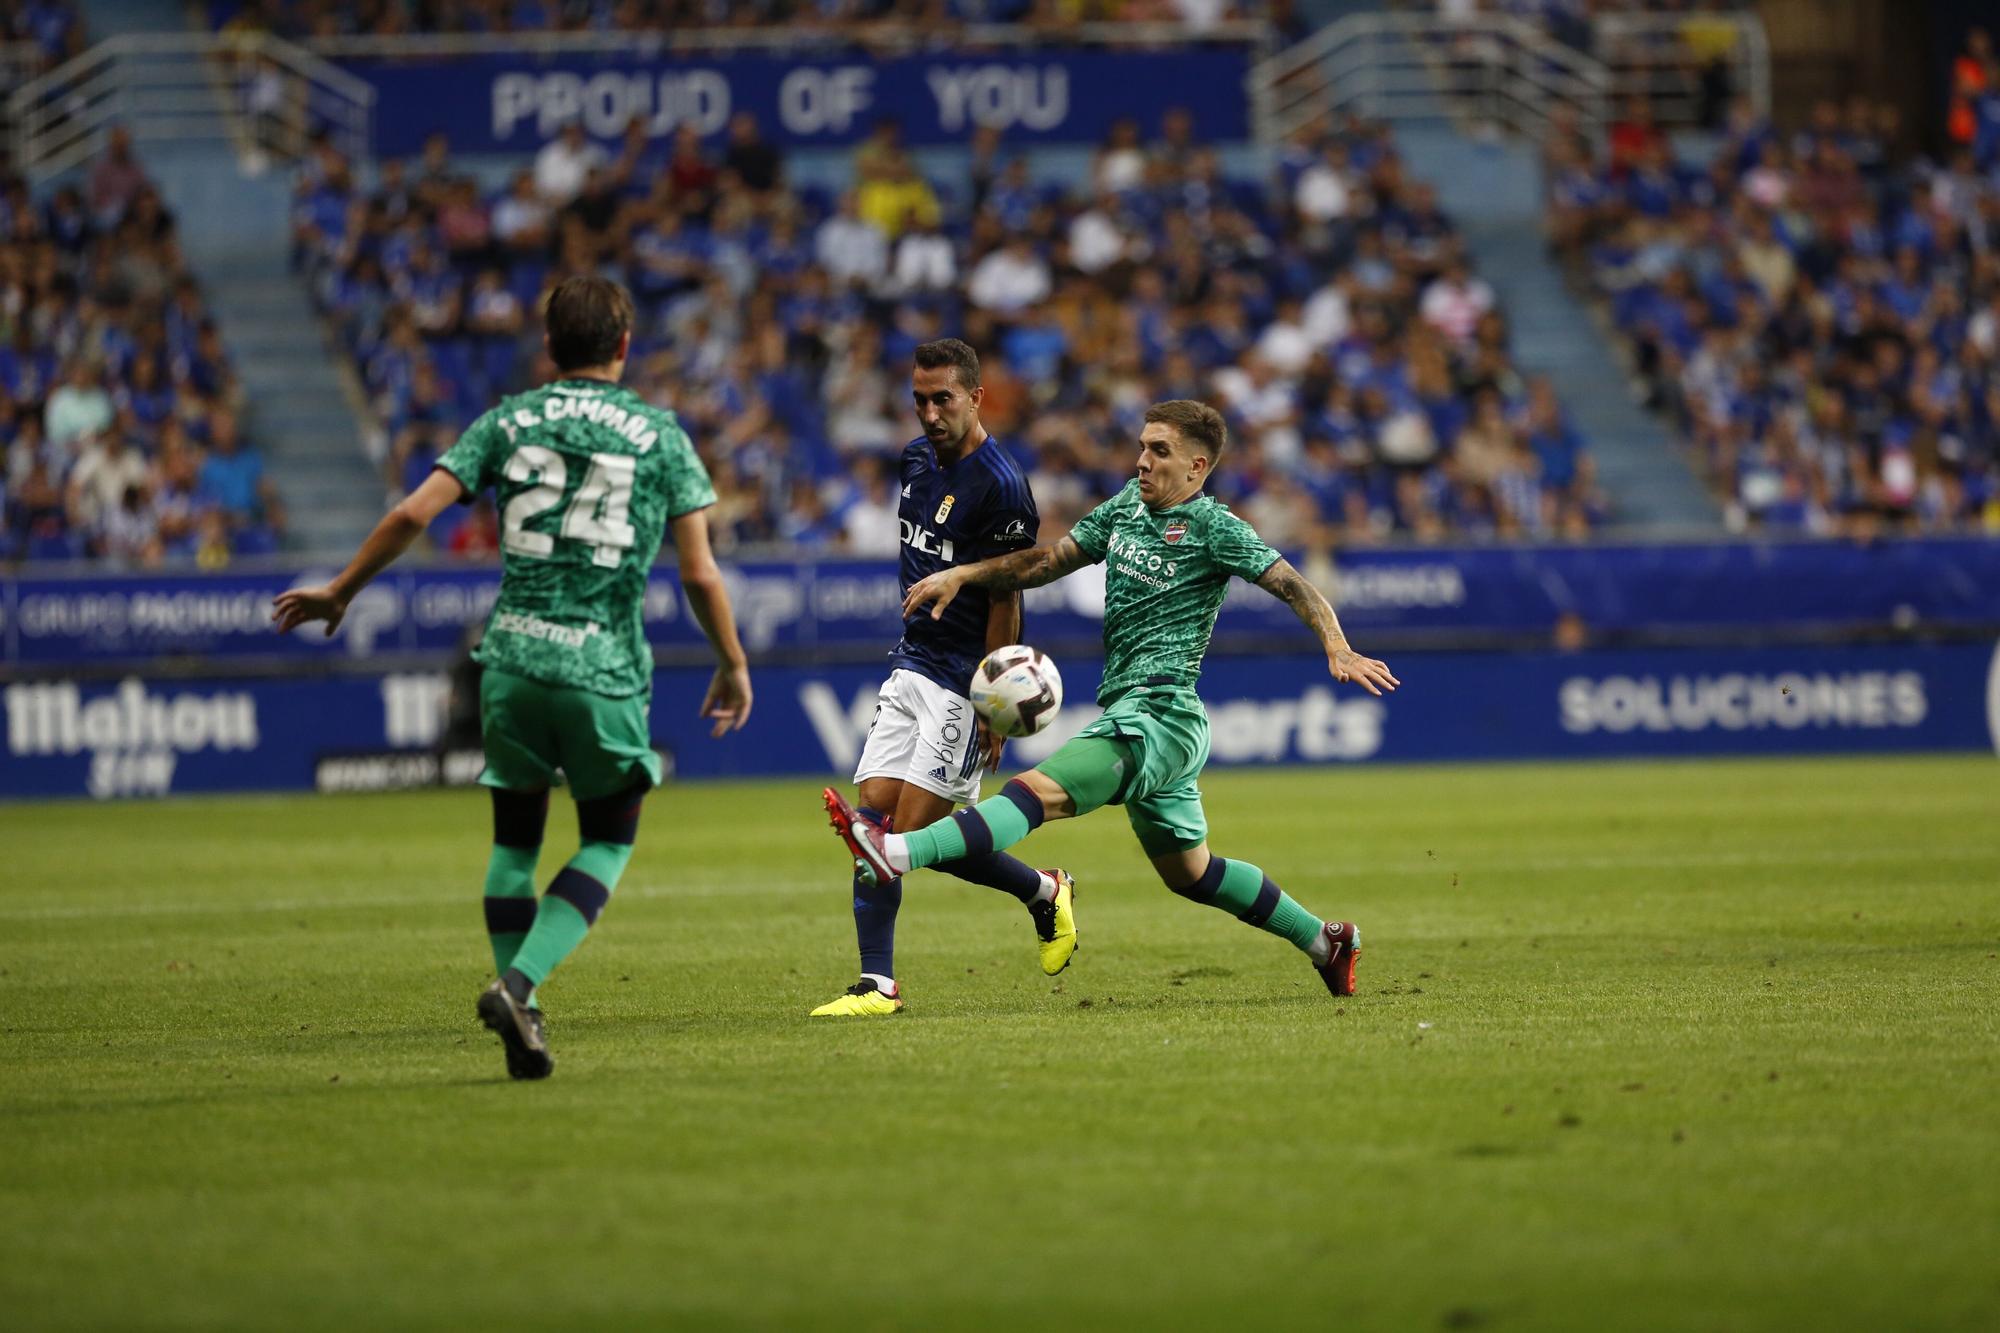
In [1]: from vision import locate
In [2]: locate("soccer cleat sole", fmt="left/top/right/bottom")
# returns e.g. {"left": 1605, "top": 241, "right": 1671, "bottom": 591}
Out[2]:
{"left": 808, "top": 997, "right": 907, "bottom": 1017}
{"left": 477, "top": 988, "right": 554, "bottom": 1081}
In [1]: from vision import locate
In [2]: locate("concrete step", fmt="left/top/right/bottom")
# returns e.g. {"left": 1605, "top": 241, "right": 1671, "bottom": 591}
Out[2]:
{"left": 130, "top": 116, "right": 384, "bottom": 552}
{"left": 1397, "top": 129, "right": 1721, "bottom": 531}
{"left": 265, "top": 449, "right": 374, "bottom": 478}
{"left": 236, "top": 356, "right": 345, "bottom": 385}
{"left": 254, "top": 405, "right": 361, "bottom": 432}
{"left": 210, "top": 283, "right": 320, "bottom": 317}
{"left": 286, "top": 502, "right": 386, "bottom": 530}
{"left": 238, "top": 380, "right": 352, "bottom": 410}
{"left": 224, "top": 316, "right": 329, "bottom": 345}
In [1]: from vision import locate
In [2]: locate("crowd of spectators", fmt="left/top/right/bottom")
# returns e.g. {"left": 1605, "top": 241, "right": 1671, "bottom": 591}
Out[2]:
{"left": 289, "top": 105, "right": 1599, "bottom": 559}
{"left": 1450, "top": 0, "right": 1750, "bottom": 44}
{"left": 1548, "top": 71, "right": 2000, "bottom": 536}
{"left": 0, "top": 128, "right": 286, "bottom": 564}
{"left": 1, "top": 0, "right": 84, "bottom": 86}
{"left": 210, "top": 0, "right": 1285, "bottom": 42}
{"left": 1431, "top": 0, "right": 1753, "bottom": 134}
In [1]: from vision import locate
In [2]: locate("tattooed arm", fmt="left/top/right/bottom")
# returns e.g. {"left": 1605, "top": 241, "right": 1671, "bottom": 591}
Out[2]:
{"left": 1255, "top": 558, "right": 1401, "bottom": 697}
{"left": 902, "top": 537, "right": 1093, "bottom": 620}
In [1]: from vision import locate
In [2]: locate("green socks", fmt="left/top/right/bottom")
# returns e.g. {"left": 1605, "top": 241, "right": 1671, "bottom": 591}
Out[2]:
{"left": 506, "top": 840, "right": 634, "bottom": 986}
{"left": 897, "top": 776, "right": 1054, "bottom": 871}
{"left": 898, "top": 791, "right": 1038, "bottom": 869}
{"left": 1179, "top": 856, "right": 1325, "bottom": 953}
{"left": 482, "top": 844, "right": 541, "bottom": 976}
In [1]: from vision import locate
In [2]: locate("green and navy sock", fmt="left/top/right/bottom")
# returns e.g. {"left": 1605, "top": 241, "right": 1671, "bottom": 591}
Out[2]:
{"left": 484, "top": 789, "right": 547, "bottom": 1001}
{"left": 1172, "top": 856, "right": 1326, "bottom": 957}
{"left": 504, "top": 785, "right": 645, "bottom": 997}
{"left": 892, "top": 780, "right": 1045, "bottom": 872}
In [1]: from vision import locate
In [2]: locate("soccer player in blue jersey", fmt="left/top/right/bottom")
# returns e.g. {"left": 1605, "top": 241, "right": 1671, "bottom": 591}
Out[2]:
{"left": 809, "top": 339, "right": 1076, "bottom": 1016}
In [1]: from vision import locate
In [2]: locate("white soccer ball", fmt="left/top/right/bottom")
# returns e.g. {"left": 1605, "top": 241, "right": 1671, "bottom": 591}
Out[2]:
{"left": 970, "top": 644, "right": 1065, "bottom": 739}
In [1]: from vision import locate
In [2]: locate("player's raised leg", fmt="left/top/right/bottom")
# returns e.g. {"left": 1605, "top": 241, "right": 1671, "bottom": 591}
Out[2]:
{"left": 824, "top": 736, "right": 1121, "bottom": 965}
{"left": 840, "top": 735, "right": 1118, "bottom": 876}
{"left": 903, "top": 774, "right": 1075, "bottom": 978}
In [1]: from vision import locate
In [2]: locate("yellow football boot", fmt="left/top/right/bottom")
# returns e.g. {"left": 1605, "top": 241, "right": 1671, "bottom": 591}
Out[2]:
{"left": 1030, "top": 869, "right": 1078, "bottom": 976}
{"left": 809, "top": 978, "right": 904, "bottom": 1016}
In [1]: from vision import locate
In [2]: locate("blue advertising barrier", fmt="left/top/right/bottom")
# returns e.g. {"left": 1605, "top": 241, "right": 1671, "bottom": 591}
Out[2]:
{"left": 5, "top": 642, "right": 1994, "bottom": 800}
{"left": 6, "top": 539, "right": 2000, "bottom": 669}
{"left": 333, "top": 47, "right": 1254, "bottom": 156}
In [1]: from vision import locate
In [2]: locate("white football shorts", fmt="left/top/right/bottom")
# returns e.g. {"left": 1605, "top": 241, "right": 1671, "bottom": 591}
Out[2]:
{"left": 853, "top": 667, "right": 983, "bottom": 804}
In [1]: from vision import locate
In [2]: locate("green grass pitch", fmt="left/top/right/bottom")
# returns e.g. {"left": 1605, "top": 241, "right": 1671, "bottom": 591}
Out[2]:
{"left": 3, "top": 755, "right": 1997, "bottom": 1331}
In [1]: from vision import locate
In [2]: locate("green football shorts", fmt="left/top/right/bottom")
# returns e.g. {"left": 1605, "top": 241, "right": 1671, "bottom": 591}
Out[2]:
{"left": 1037, "top": 682, "right": 1212, "bottom": 857}
{"left": 478, "top": 667, "right": 663, "bottom": 801}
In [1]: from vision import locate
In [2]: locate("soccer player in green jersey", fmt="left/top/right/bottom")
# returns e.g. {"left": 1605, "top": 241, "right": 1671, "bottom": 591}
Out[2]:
{"left": 274, "top": 277, "right": 751, "bottom": 1078}
{"left": 825, "top": 400, "right": 1397, "bottom": 997}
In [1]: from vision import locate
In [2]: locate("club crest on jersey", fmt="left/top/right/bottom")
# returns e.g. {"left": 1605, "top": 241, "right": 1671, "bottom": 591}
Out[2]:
{"left": 934, "top": 495, "right": 956, "bottom": 524}
{"left": 1163, "top": 519, "right": 1188, "bottom": 545}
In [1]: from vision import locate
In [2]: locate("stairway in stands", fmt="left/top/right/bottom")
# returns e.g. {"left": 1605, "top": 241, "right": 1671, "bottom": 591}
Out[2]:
{"left": 75, "top": 0, "right": 382, "bottom": 553}
{"left": 1397, "top": 129, "right": 1720, "bottom": 531}
{"left": 151, "top": 154, "right": 385, "bottom": 553}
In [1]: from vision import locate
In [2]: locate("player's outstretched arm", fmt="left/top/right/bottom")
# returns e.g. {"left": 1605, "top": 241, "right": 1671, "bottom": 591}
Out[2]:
{"left": 271, "top": 469, "right": 464, "bottom": 636}
{"left": 903, "top": 536, "right": 1091, "bottom": 621}
{"left": 673, "top": 508, "right": 753, "bottom": 737}
{"left": 1255, "top": 558, "right": 1401, "bottom": 697}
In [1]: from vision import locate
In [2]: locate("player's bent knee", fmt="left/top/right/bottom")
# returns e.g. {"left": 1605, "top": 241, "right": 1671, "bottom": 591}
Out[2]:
{"left": 1160, "top": 848, "right": 1221, "bottom": 902}
{"left": 856, "top": 776, "right": 905, "bottom": 818}
{"left": 491, "top": 787, "right": 550, "bottom": 850}
{"left": 1018, "top": 767, "right": 1078, "bottom": 818}
{"left": 892, "top": 784, "right": 956, "bottom": 832}
{"left": 576, "top": 781, "right": 647, "bottom": 846}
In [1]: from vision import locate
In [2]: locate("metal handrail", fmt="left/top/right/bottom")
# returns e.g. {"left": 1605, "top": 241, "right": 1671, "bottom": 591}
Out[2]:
{"left": 0, "top": 39, "right": 48, "bottom": 91}
{"left": 8, "top": 32, "right": 375, "bottom": 180}
{"left": 1590, "top": 11, "right": 1770, "bottom": 120}
{"left": 1248, "top": 8, "right": 1765, "bottom": 146}
{"left": 1250, "top": 10, "right": 1611, "bottom": 145}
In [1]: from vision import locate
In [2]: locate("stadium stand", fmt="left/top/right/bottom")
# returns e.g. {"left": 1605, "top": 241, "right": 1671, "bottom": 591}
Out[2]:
{"left": 1548, "top": 68, "right": 2000, "bottom": 537}
{"left": 204, "top": 0, "right": 1291, "bottom": 40}
{"left": 0, "top": 0, "right": 85, "bottom": 82}
{"left": 280, "top": 106, "right": 1601, "bottom": 563}
{"left": 0, "top": 128, "right": 287, "bottom": 564}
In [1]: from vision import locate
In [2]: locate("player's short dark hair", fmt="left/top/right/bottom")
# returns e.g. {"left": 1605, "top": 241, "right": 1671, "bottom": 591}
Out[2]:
{"left": 1145, "top": 399, "right": 1229, "bottom": 466}
{"left": 912, "top": 338, "right": 981, "bottom": 391}
{"left": 543, "top": 276, "right": 634, "bottom": 371}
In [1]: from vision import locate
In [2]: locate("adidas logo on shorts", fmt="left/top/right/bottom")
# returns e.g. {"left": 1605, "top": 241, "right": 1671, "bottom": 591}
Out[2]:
{"left": 929, "top": 766, "right": 949, "bottom": 782}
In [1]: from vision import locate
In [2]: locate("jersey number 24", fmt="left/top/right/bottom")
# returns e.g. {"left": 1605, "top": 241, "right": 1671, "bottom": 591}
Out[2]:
{"left": 500, "top": 444, "right": 635, "bottom": 568}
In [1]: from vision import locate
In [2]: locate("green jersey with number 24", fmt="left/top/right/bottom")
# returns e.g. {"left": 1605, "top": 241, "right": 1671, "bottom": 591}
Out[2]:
{"left": 436, "top": 378, "right": 716, "bottom": 697}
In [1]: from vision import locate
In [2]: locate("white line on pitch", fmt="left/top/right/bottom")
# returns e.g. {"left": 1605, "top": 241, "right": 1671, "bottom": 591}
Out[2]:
{"left": 3, "top": 845, "right": 1994, "bottom": 922}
